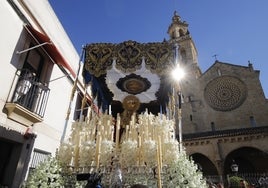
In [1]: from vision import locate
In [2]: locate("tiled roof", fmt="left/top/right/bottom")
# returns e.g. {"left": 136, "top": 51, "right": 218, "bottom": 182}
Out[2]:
{"left": 183, "top": 126, "right": 268, "bottom": 141}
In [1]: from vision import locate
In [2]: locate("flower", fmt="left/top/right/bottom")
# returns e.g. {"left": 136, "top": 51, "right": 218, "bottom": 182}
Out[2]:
{"left": 23, "top": 157, "right": 64, "bottom": 188}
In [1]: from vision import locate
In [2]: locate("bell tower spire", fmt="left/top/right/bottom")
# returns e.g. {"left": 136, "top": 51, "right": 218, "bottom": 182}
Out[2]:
{"left": 168, "top": 11, "right": 189, "bottom": 40}
{"left": 167, "top": 11, "right": 203, "bottom": 133}
{"left": 167, "top": 11, "right": 201, "bottom": 78}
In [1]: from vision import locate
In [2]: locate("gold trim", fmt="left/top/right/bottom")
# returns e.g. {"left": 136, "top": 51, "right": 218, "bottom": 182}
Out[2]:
{"left": 84, "top": 41, "right": 174, "bottom": 77}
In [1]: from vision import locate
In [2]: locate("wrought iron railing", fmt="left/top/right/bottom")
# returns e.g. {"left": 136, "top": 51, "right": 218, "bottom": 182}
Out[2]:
{"left": 205, "top": 173, "right": 268, "bottom": 187}
{"left": 228, "top": 173, "right": 268, "bottom": 187}
{"left": 12, "top": 69, "right": 50, "bottom": 117}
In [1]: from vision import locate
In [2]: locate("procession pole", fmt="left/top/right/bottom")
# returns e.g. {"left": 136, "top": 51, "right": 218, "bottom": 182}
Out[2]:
{"left": 60, "top": 47, "right": 85, "bottom": 143}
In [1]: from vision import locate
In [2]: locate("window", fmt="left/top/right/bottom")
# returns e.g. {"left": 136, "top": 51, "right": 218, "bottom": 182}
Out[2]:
{"left": 11, "top": 42, "right": 52, "bottom": 117}
{"left": 217, "top": 68, "right": 222, "bottom": 76}
{"left": 211, "top": 122, "right": 215, "bottom": 131}
{"left": 249, "top": 116, "right": 256, "bottom": 127}
{"left": 5, "top": 29, "right": 54, "bottom": 124}
{"left": 180, "top": 49, "right": 187, "bottom": 64}
{"left": 30, "top": 149, "right": 51, "bottom": 168}
{"left": 190, "top": 114, "right": 193, "bottom": 121}
{"left": 28, "top": 149, "right": 51, "bottom": 175}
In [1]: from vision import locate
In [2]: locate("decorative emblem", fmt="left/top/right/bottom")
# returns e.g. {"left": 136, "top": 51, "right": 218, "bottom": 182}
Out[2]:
{"left": 204, "top": 76, "right": 247, "bottom": 111}
{"left": 144, "top": 42, "right": 174, "bottom": 75}
{"left": 116, "top": 74, "right": 151, "bottom": 95}
{"left": 115, "top": 40, "right": 143, "bottom": 72}
{"left": 84, "top": 43, "right": 114, "bottom": 77}
{"left": 84, "top": 41, "right": 175, "bottom": 77}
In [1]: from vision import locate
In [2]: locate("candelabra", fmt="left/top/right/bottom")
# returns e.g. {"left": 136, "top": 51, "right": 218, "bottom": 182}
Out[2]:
{"left": 58, "top": 111, "right": 182, "bottom": 187}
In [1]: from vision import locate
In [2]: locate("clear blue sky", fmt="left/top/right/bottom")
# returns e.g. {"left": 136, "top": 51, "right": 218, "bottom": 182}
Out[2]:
{"left": 49, "top": 0, "right": 268, "bottom": 97}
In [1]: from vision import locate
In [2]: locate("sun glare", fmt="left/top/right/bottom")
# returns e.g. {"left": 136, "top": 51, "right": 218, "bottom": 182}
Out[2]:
{"left": 172, "top": 65, "right": 185, "bottom": 81}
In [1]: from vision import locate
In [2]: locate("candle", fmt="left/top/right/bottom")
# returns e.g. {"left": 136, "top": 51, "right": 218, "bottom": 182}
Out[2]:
{"left": 109, "top": 105, "right": 111, "bottom": 115}
{"left": 98, "top": 134, "right": 102, "bottom": 169}
{"left": 160, "top": 105, "right": 163, "bottom": 120}
{"left": 156, "top": 140, "right": 162, "bottom": 188}
{"left": 126, "top": 125, "right": 129, "bottom": 140}
{"left": 158, "top": 136, "right": 162, "bottom": 169}
{"left": 110, "top": 126, "right": 114, "bottom": 141}
{"left": 107, "top": 119, "right": 111, "bottom": 134}
{"left": 129, "top": 131, "right": 132, "bottom": 141}
{"left": 95, "top": 132, "right": 102, "bottom": 169}
{"left": 115, "top": 114, "right": 120, "bottom": 152}
{"left": 104, "top": 131, "right": 107, "bottom": 140}
{"left": 138, "top": 135, "right": 141, "bottom": 166}
{"left": 101, "top": 125, "right": 104, "bottom": 138}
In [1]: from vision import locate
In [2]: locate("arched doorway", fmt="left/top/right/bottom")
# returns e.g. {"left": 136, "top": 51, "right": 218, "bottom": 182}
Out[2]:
{"left": 190, "top": 153, "right": 218, "bottom": 176}
{"left": 224, "top": 147, "right": 268, "bottom": 187}
{"left": 191, "top": 153, "right": 221, "bottom": 184}
{"left": 224, "top": 146, "right": 268, "bottom": 174}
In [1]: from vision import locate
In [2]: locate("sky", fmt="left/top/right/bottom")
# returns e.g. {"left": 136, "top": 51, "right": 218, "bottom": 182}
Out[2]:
{"left": 49, "top": 0, "right": 268, "bottom": 97}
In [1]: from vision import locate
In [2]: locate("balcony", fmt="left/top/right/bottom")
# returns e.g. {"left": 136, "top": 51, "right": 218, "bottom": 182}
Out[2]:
{"left": 5, "top": 69, "right": 50, "bottom": 126}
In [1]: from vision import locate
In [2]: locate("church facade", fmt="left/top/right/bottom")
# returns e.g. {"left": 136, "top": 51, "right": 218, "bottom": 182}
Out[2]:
{"left": 82, "top": 11, "right": 268, "bottom": 185}
{"left": 168, "top": 12, "right": 268, "bottom": 184}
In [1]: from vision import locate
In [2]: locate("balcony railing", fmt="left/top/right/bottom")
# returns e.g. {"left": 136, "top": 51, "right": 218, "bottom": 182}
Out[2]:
{"left": 11, "top": 69, "right": 50, "bottom": 117}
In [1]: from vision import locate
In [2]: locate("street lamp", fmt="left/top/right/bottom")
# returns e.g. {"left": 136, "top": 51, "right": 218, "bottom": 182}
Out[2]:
{"left": 230, "top": 160, "right": 239, "bottom": 175}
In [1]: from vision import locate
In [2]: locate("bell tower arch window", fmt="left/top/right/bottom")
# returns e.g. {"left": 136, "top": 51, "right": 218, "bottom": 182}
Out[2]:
{"left": 179, "top": 29, "right": 184, "bottom": 37}
{"left": 180, "top": 48, "right": 187, "bottom": 64}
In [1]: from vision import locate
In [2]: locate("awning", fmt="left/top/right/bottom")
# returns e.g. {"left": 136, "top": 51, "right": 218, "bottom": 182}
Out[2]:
{"left": 24, "top": 25, "right": 76, "bottom": 77}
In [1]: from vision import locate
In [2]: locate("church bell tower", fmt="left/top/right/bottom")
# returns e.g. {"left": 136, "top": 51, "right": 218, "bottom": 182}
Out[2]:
{"left": 167, "top": 11, "right": 201, "bottom": 79}
{"left": 167, "top": 11, "right": 204, "bottom": 133}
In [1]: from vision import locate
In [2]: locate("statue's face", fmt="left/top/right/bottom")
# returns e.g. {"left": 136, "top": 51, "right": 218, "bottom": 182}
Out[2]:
{"left": 123, "top": 95, "right": 140, "bottom": 111}
{"left": 127, "top": 99, "right": 136, "bottom": 109}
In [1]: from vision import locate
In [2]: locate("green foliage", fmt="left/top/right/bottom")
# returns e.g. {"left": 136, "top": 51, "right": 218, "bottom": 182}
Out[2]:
{"left": 229, "top": 176, "right": 248, "bottom": 188}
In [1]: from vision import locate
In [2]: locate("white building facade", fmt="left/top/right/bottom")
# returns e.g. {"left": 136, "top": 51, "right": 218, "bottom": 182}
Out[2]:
{"left": 0, "top": 0, "right": 84, "bottom": 187}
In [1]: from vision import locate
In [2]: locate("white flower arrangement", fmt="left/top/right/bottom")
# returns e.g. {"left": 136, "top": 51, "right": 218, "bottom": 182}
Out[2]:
{"left": 164, "top": 152, "right": 207, "bottom": 188}
{"left": 120, "top": 140, "right": 138, "bottom": 168}
{"left": 142, "top": 140, "right": 156, "bottom": 167}
{"left": 79, "top": 141, "right": 96, "bottom": 167}
{"left": 162, "top": 140, "right": 180, "bottom": 165}
{"left": 54, "top": 113, "right": 208, "bottom": 187}
{"left": 58, "top": 141, "right": 72, "bottom": 165}
{"left": 23, "top": 157, "right": 64, "bottom": 188}
{"left": 100, "top": 140, "right": 114, "bottom": 166}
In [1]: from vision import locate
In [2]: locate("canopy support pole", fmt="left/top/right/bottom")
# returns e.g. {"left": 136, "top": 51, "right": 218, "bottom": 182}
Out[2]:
{"left": 16, "top": 42, "right": 51, "bottom": 54}
{"left": 60, "top": 47, "right": 85, "bottom": 143}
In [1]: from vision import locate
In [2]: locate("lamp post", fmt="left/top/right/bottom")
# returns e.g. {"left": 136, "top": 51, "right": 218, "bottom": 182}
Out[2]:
{"left": 230, "top": 160, "right": 239, "bottom": 175}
